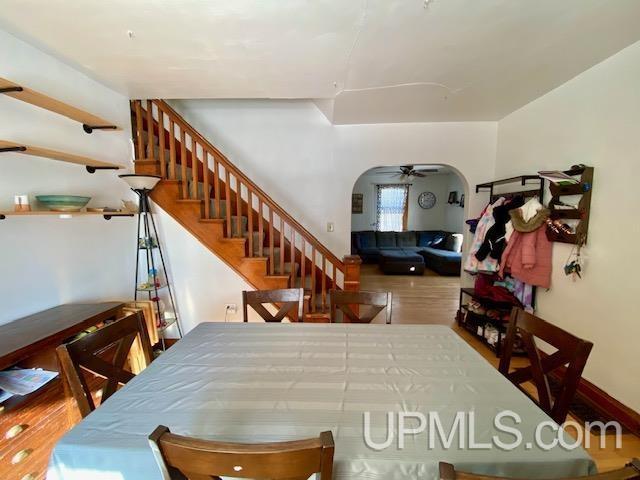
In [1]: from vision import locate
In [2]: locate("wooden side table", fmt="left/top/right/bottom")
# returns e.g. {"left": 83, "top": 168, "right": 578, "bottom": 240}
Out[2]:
{"left": 0, "top": 302, "right": 125, "bottom": 480}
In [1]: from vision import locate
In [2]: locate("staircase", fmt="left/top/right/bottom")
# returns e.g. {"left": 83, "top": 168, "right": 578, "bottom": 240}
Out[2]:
{"left": 131, "top": 100, "right": 361, "bottom": 321}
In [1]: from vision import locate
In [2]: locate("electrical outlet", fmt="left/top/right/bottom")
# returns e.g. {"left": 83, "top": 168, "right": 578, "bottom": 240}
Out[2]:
{"left": 327, "top": 222, "right": 334, "bottom": 232}
{"left": 224, "top": 304, "right": 237, "bottom": 315}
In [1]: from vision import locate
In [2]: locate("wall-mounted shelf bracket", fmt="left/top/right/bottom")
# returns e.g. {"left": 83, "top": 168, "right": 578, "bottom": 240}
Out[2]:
{"left": 103, "top": 213, "right": 134, "bottom": 220}
{"left": 86, "top": 165, "right": 120, "bottom": 174}
{"left": 0, "top": 86, "right": 24, "bottom": 94}
{"left": 0, "top": 146, "right": 27, "bottom": 153}
{"left": 82, "top": 124, "right": 119, "bottom": 134}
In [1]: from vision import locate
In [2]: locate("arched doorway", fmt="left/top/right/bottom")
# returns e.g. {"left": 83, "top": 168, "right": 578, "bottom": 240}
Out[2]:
{"left": 350, "top": 164, "right": 468, "bottom": 325}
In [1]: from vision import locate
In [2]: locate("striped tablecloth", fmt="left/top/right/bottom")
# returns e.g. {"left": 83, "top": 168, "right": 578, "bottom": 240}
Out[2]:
{"left": 48, "top": 322, "right": 595, "bottom": 479}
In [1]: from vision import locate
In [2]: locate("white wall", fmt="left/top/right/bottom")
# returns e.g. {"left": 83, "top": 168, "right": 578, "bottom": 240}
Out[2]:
{"left": 169, "top": 99, "right": 497, "bottom": 256}
{"left": 151, "top": 208, "right": 265, "bottom": 332}
{"left": 495, "top": 41, "right": 640, "bottom": 411}
{"left": 0, "top": 29, "right": 136, "bottom": 324}
{"left": 351, "top": 171, "right": 464, "bottom": 233}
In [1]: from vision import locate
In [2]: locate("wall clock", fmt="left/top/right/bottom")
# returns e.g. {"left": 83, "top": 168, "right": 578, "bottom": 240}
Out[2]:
{"left": 418, "top": 191, "right": 436, "bottom": 209}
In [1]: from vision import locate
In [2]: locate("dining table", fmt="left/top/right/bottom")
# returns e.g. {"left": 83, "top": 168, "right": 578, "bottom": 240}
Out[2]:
{"left": 47, "top": 322, "right": 595, "bottom": 479}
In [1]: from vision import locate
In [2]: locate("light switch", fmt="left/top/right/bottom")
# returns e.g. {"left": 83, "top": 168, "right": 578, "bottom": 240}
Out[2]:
{"left": 327, "top": 222, "right": 334, "bottom": 232}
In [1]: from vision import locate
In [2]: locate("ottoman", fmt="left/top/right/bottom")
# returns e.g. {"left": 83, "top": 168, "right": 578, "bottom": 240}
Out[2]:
{"left": 379, "top": 249, "right": 425, "bottom": 275}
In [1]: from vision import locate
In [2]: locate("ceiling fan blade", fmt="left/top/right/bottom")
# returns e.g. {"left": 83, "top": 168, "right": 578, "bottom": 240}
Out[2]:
{"left": 414, "top": 169, "right": 439, "bottom": 173}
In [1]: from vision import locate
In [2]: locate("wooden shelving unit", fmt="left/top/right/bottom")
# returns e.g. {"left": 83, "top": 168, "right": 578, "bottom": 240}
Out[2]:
{"left": 0, "top": 140, "right": 124, "bottom": 173}
{"left": 546, "top": 166, "right": 594, "bottom": 245}
{"left": 0, "top": 210, "right": 134, "bottom": 220}
{"left": 0, "top": 77, "right": 120, "bottom": 133}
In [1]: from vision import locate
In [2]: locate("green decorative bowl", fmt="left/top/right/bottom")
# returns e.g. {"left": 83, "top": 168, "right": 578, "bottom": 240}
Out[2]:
{"left": 36, "top": 195, "right": 91, "bottom": 212}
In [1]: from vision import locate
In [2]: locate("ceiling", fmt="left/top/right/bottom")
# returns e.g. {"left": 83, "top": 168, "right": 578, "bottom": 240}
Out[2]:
{"left": 2, "top": 0, "right": 639, "bottom": 123}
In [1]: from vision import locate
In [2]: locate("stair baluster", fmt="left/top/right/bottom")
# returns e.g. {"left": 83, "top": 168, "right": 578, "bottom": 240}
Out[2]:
{"left": 180, "top": 129, "right": 187, "bottom": 198}
{"left": 134, "top": 101, "right": 144, "bottom": 160}
{"left": 169, "top": 119, "right": 177, "bottom": 179}
{"left": 146, "top": 100, "right": 154, "bottom": 159}
{"left": 268, "top": 209, "right": 275, "bottom": 274}
{"left": 247, "top": 190, "right": 254, "bottom": 257}
{"left": 158, "top": 108, "right": 166, "bottom": 178}
{"left": 191, "top": 139, "right": 198, "bottom": 199}
{"left": 203, "top": 150, "right": 210, "bottom": 219}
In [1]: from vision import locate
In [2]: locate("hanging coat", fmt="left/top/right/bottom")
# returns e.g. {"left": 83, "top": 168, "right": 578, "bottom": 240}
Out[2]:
{"left": 499, "top": 225, "right": 553, "bottom": 289}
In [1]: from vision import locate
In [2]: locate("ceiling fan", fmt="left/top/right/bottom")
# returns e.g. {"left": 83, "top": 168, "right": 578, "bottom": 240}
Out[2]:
{"left": 376, "top": 165, "right": 440, "bottom": 179}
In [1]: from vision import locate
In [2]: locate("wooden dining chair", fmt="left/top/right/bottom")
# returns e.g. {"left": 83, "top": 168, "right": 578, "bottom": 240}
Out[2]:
{"left": 329, "top": 290, "right": 392, "bottom": 324}
{"left": 498, "top": 307, "right": 593, "bottom": 425}
{"left": 148, "top": 425, "right": 335, "bottom": 480}
{"left": 242, "top": 288, "right": 304, "bottom": 322}
{"left": 439, "top": 459, "right": 640, "bottom": 480}
{"left": 56, "top": 311, "right": 153, "bottom": 418}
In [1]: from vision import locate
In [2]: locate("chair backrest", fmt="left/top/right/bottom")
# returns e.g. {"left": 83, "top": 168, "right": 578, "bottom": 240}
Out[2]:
{"left": 329, "top": 290, "right": 392, "bottom": 324}
{"left": 148, "top": 426, "right": 334, "bottom": 480}
{"left": 439, "top": 459, "right": 640, "bottom": 480}
{"left": 56, "top": 311, "right": 153, "bottom": 418}
{"left": 242, "top": 288, "right": 304, "bottom": 322}
{"left": 498, "top": 307, "right": 593, "bottom": 425}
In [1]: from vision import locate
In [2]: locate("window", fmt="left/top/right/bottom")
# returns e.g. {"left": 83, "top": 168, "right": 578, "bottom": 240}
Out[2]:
{"left": 376, "top": 184, "right": 409, "bottom": 231}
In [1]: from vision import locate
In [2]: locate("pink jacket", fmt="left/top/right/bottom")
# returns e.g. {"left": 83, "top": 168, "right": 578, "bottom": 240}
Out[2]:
{"left": 499, "top": 226, "right": 552, "bottom": 288}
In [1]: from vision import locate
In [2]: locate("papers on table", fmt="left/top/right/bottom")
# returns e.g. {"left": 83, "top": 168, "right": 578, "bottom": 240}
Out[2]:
{"left": 0, "top": 368, "right": 58, "bottom": 397}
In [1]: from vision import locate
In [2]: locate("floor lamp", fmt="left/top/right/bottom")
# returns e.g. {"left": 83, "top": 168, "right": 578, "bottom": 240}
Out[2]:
{"left": 119, "top": 174, "right": 182, "bottom": 349}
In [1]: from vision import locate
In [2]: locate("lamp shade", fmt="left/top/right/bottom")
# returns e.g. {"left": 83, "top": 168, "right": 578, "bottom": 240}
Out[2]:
{"left": 119, "top": 174, "right": 161, "bottom": 191}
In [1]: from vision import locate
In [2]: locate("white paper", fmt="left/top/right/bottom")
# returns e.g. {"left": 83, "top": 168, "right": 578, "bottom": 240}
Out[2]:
{"left": 0, "top": 369, "right": 58, "bottom": 396}
{"left": 0, "top": 388, "right": 13, "bottom": 403}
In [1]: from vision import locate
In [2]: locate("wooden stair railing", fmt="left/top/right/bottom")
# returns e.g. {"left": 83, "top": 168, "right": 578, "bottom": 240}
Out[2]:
{"left": 131, "top": 99, "right": 360, "bottom": 315}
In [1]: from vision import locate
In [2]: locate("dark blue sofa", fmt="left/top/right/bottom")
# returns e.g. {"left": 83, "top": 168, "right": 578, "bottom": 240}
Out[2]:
{"left": 351, "top": 230, "right": 463, "bottom": 276}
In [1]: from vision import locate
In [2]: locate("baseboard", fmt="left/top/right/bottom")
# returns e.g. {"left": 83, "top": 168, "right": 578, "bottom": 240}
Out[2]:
{"left": 549, "top": 367, "right": 640, "bottom": 436}
{"left": 573, "top": 376, "right": 640, "bottom": 436}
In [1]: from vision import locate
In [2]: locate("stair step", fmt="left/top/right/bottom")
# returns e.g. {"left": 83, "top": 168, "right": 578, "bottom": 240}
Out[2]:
{"left": 134, "top": 159, "right": 158, "bottom": 166}
{"left": 264, "top": 275, "right": 292, "bottom": 281}
{"left": 221, "top": 237, "right": 247, "bottom": 244}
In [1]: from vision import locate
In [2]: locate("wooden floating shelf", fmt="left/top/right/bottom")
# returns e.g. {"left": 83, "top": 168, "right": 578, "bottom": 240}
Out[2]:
{"left": 0, "top": 77, "right": 120, "bottom": 133}
{"left": 0, "top": 210, "right": 134, "bottom": 220}
{"left": 0, "top": 140, "right": 124, "bottom": 173}
{"left": 545, "top": 166, "right": 594, "bottom": 245}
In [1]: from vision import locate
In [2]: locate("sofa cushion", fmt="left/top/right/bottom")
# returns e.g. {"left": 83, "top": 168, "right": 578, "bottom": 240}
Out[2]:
{"left": 396, "top": 231, "right": 417, "bottom": 247}
{"left": 444, "top": 233, "right": 464, "bottom": 253}
{"left": 417, "top": 231, "right": 446, "bottom": 247}
{"left": 419, "top": 247, "right": 462, "bottom": 276}
{"left": 355, "top": 231, "right": 376, "bottom": 249}
{"left": 420, "top": 246, "right": 462, "bottom": 259}
{"left": 376, "top": 231, "right": 397, "bottom": 248}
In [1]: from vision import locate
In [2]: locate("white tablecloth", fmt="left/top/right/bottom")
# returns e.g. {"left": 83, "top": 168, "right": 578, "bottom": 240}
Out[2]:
{"left": 48, "top": 323, "right": 595, "bottom": 479}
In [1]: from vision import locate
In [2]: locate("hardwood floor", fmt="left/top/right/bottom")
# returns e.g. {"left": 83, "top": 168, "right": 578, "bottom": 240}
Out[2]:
{"left": 359, "top": 263, "right": 640, "bottom": 473}
{"left": 360, "top": 264, "right": 460, "bottom": 326}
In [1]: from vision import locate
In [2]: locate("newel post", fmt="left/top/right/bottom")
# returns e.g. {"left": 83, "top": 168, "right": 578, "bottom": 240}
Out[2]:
{"left": 342, "top": 255, "right": 362, "bottom": 292}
